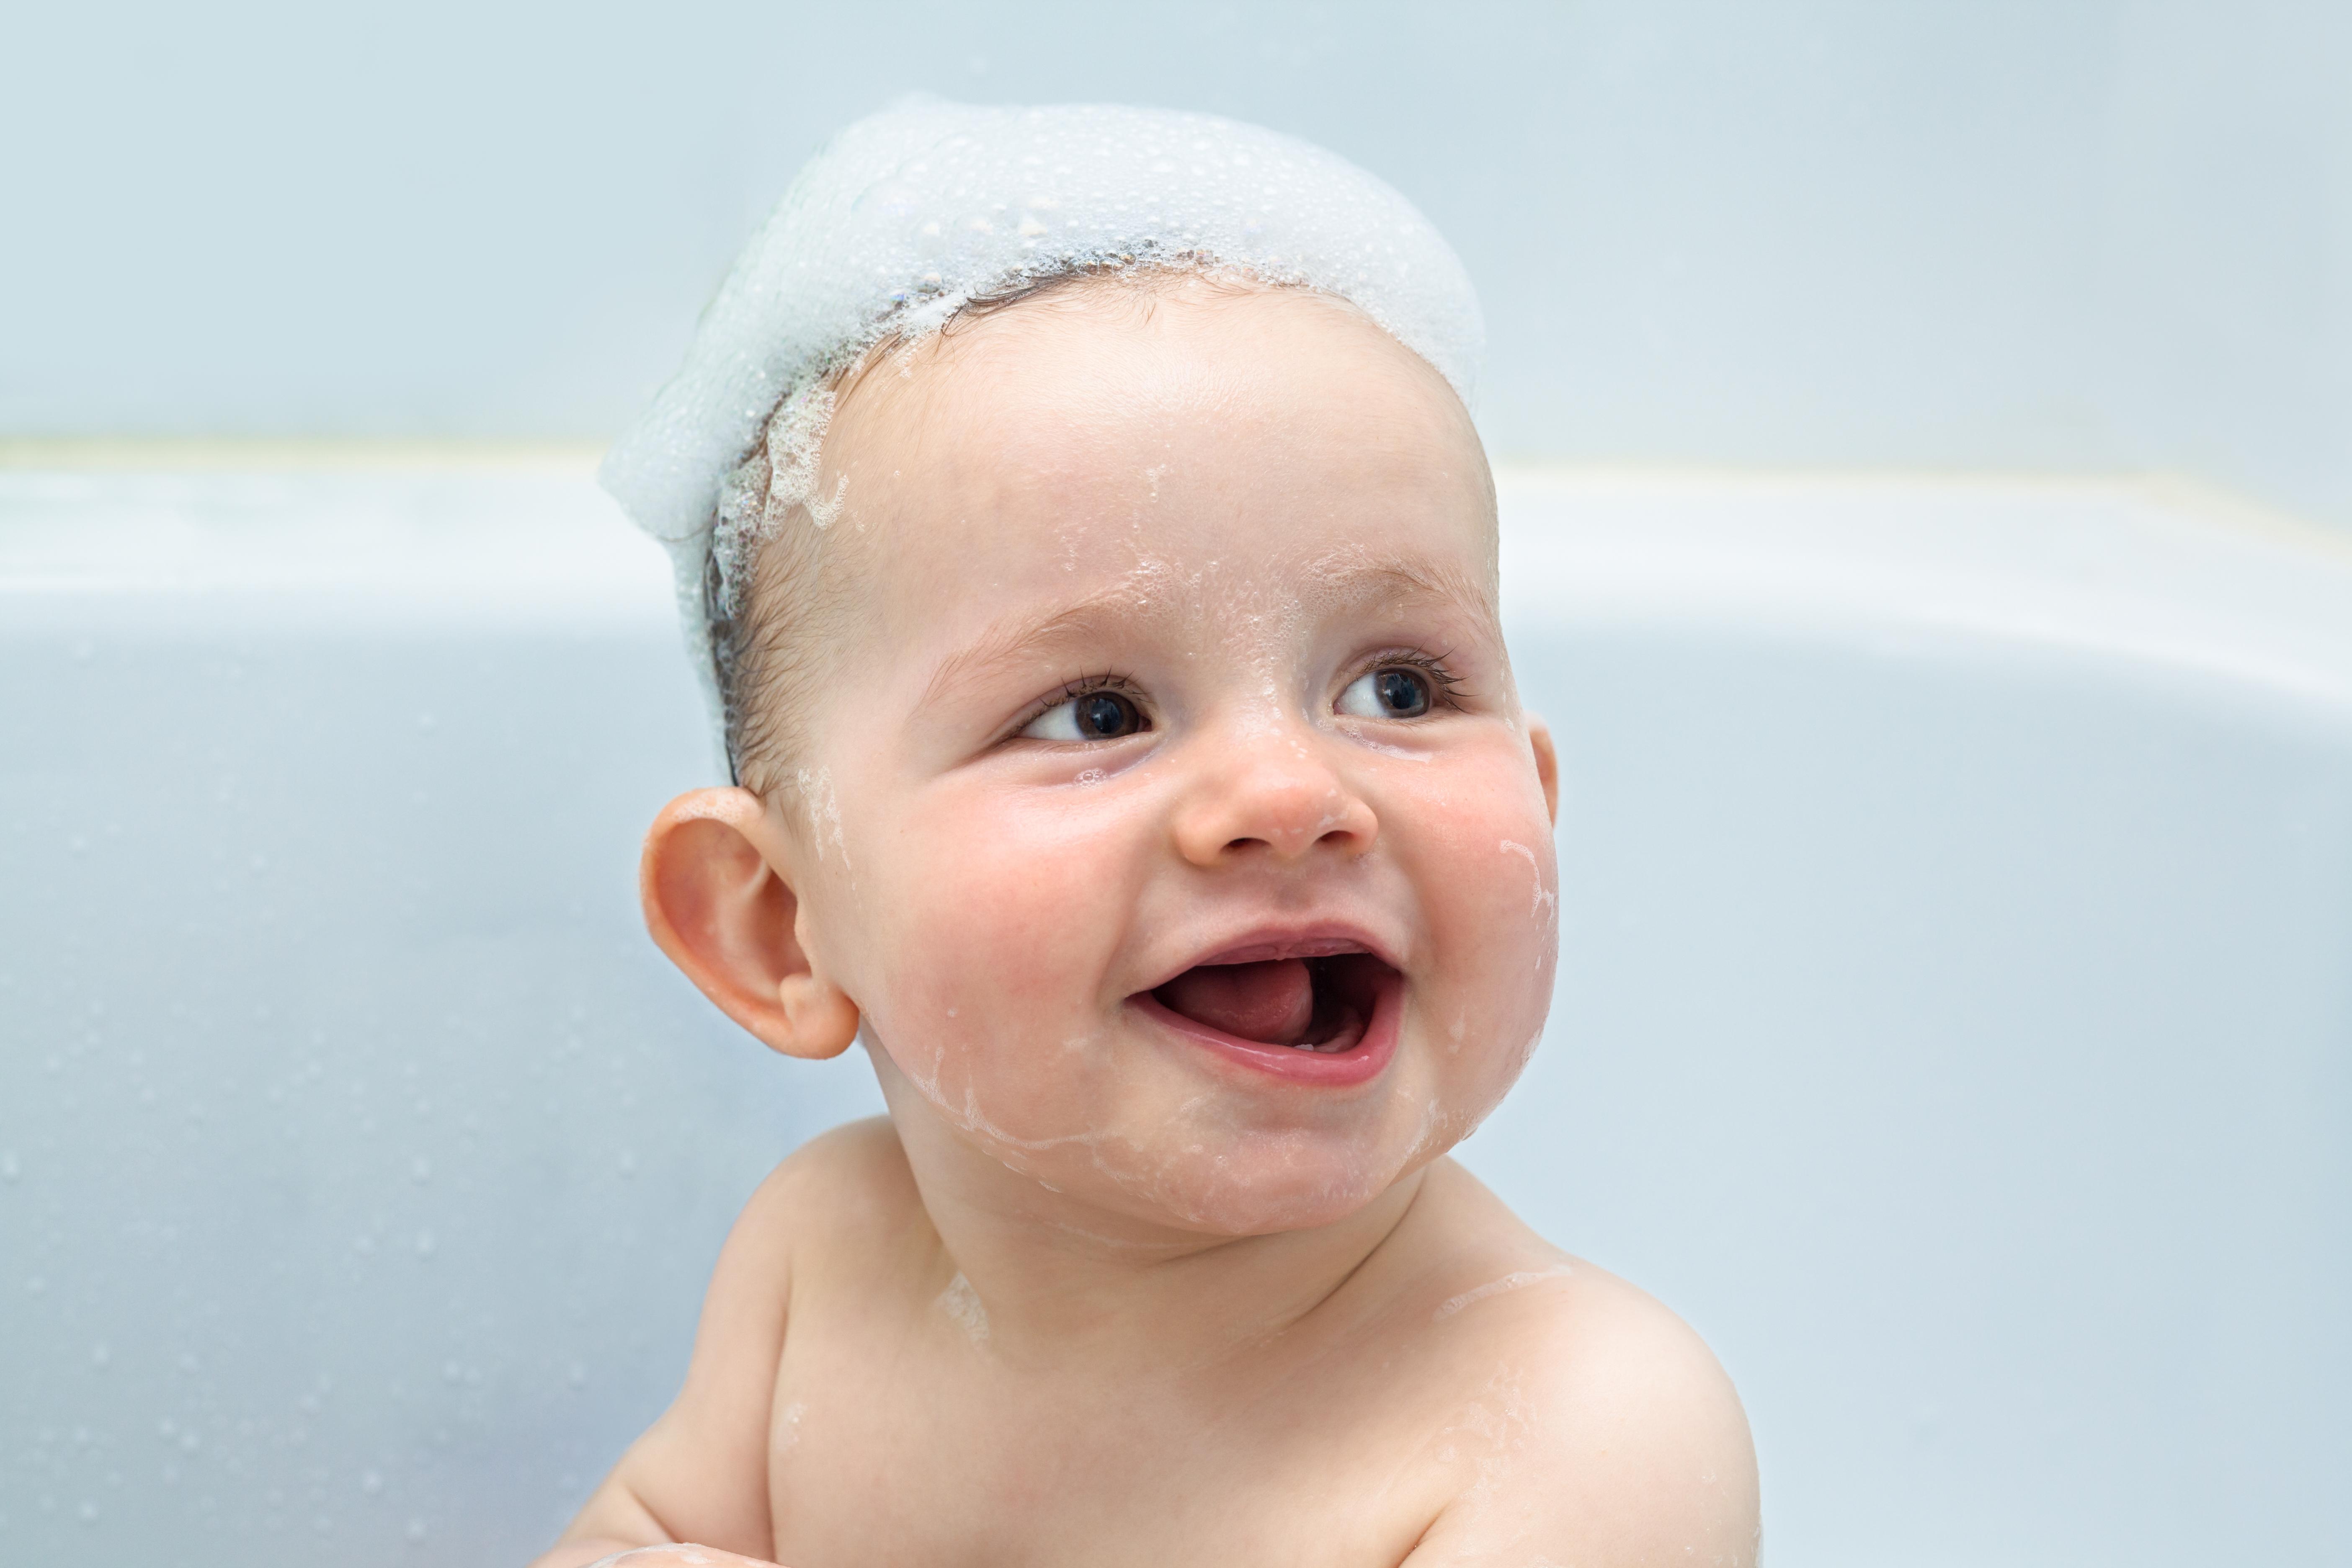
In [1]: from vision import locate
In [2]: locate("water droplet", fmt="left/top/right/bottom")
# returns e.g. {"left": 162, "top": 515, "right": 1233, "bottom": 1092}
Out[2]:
{"left": 90, "top": 1344, "right": 109, "bottom": 1369}
{"left": 414, "top": 1230, "right": 436, "bottom": 1259}
{"left": 616, "top": 1150, "right": 637, "bottom": 1179}
{"left": 78, "top": 1500, "right": 98, "bottom": 1524}
{"left": 361, "top": 1470, "right": 383, "bottom": 1496}
{"left": 410, "top": 1156, "right": 431, "bottom": 1185}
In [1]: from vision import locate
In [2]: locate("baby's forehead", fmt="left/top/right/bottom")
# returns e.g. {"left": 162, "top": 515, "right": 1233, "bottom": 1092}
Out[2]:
{"left": 825, "top": 275, "right": 1475, "bottom": 478}
{"left": 818, "top": 344, "right": 1496, "bottom": 677}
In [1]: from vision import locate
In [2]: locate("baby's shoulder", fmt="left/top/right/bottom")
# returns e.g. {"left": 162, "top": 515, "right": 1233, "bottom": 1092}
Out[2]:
{"left": 734, "top": 1114, "right": 922, "bottom": 1259}
{"left": 698, "top": 1117, "right": 923, "bottom": 1321}
{"left": 1377, "top": 1163, "right": 1759, "bottom": 1561}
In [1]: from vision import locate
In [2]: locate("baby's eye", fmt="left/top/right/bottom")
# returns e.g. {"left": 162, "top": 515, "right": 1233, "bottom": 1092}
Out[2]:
{"left": 1337, "top": 665, "right": 1434, "bottom": 720}
{"left": 1023, "top": 688, "right": 1150, "bottom": 742}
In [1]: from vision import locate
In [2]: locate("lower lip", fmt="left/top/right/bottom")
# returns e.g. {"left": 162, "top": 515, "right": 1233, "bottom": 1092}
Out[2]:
{"left": 1127, "top": 965, "right": 1403, "bottom": 1088}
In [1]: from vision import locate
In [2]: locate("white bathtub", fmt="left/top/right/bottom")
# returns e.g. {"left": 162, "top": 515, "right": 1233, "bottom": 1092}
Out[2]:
{"left": 3, "top": 463, "right": 2347, "bottom": 1565}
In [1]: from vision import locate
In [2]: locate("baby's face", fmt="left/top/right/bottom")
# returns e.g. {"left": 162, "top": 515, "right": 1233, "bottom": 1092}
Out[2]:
{"left": 782, "top": 281, "right": 1557, "bottom": 1235}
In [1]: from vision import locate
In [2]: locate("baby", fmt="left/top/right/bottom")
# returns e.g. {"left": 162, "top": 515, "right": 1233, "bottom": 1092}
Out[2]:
{"left": 536, "top": 101, "right": 1756, "bottom": 1568}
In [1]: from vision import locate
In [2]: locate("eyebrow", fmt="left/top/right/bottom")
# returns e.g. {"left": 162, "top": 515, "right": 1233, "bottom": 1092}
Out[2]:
{"left": 916, "top": 554, "right": 1498, "bottom": 714}
{"left": 1301, "top": 554, "right": 1498, "bottom": 623}
{"left": 917, "top": 583, "right": 1176, "bottom": 714}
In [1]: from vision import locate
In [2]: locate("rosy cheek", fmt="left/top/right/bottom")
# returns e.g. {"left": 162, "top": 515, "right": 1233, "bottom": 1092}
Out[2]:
{"left": 1393, "top": 753, "right": 1558, "bottom": 1005}
{"left": 875, "top": 793, "right": 1119, "bottom": 1023}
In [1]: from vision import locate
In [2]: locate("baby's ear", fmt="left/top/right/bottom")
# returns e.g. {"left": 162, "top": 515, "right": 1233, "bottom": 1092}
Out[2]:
{"left": 639, "top": 789, "right": 861, "bottom": 1060}
{"left": 1525, "top": 714, "right": 1560, "bottom": 825}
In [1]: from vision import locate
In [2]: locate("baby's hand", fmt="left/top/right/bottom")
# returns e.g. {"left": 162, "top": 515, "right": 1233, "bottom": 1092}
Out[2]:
{"left": 588, "top": 1548, "right": 784, "bottom": 1568}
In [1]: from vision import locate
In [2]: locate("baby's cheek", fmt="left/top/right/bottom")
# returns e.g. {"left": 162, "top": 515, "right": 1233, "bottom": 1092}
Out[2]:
{"left": 1393, "top": 758, "right": 1559, "bottom": 1052}
{"left": 857, "top": 794, "right": 1129, "bottom": 1104}
{"left": 1407, "top": 742, "right": 1553, "bottom": 907}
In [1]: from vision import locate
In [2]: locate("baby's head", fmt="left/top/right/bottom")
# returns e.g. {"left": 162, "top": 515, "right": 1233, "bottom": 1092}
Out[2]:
{"left": 618, "top": 103, "right": 1558, "bottom": 1241}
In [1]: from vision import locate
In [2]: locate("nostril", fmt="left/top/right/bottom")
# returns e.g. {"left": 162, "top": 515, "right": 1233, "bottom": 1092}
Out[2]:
{"left": 1220, "top": 832, "right": 1287, "bottom": 859}
{"left": 1171, "top": 753, "right": 1377, "bottom": 866}
{"left": 1211, "top": 805, "right": 1373, "bottom": 861}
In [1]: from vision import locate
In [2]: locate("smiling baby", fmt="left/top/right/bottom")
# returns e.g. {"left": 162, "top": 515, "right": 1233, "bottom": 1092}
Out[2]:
{"left": 534, "top": 101, "right": 1756, "bottom": 1568}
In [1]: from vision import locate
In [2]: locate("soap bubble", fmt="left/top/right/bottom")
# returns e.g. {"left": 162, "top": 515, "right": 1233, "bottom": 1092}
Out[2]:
{"left": 598, "top": 97, "right": 1483, "bottom": 776}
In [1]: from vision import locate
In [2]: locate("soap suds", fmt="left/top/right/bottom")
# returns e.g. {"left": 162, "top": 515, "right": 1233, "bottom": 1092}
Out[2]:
{"left": 598, "top": 97, "right": 1484, "bottom": 776}
{"left": 1498, "top": 839, "right": 1557, "bottom": 926}
{"left": 935, "top": 1271, "right": 990, "bottom": 1344}
{"left": 1432, "top": 1265, "right": 1574, "bottom": 1323}
{"left": 794, "top": 766, "right": 848, "bottom": 868}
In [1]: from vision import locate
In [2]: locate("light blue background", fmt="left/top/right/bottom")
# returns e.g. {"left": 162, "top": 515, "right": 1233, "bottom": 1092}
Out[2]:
{"left": 8, "top": 6, "right": 2352, "bottom": 1565}
{"left": 8, "top": 466, "right": 2349, "bottom": 1567}
{"left": 7, "top": 1, "right": 2352, "bottom": 526}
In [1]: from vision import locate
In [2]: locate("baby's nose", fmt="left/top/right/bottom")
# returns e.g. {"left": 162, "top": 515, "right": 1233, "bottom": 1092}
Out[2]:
{"left": 1170, "top": 728, "right": 1378, "bottom": 867}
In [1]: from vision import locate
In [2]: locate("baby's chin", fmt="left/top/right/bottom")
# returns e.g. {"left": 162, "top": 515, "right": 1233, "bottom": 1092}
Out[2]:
{"left": 1126, "top": 1138, "right": 1446, "bottom": 1237}
{"left": 880, "top": 1045, "right": 1494, "bottom": 1239}
{"left": 998, "top": 1120, "right": 1437, "bottom": 1238}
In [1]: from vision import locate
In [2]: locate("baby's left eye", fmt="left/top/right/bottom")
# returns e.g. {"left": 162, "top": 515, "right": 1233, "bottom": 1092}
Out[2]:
{"left": 1022, "top": 687, "right": 1150, "bottom": 742}
{"left": 1337, "top": 665, "right": 1434, "bottom": 720}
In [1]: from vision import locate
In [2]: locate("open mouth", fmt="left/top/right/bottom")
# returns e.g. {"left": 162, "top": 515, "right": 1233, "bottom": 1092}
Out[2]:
{"left": 1147, "top": 952, "right": 1393, "bottom": 1054}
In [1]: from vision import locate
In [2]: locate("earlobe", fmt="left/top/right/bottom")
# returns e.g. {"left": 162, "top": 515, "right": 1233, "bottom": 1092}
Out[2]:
{"left": 640, "top": 789, "right": 861, "bottom": 1060}
{"left": 1525, "top": 715, "right": 1560, "bottom": 826}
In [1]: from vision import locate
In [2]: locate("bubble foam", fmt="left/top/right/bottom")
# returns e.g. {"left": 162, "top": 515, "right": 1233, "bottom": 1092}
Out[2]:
{"left": 596, "top": 96, "right": 1485, "bottom": 774}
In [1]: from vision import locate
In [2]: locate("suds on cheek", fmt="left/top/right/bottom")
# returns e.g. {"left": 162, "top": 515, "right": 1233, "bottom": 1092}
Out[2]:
{"left": 1497, "top": 839, "right": 1557, "bottom": 926}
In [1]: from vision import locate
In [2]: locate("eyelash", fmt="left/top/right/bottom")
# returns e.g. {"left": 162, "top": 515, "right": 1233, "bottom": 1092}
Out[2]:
{"left": 1008, "top": 650, "right": 1467, "bottom": 741}
{"left": 1350, "top": 647, "right": 1470, "bottom": 712}
{"left": 1009, "top": 672, "right": 1150, "bottom": 735}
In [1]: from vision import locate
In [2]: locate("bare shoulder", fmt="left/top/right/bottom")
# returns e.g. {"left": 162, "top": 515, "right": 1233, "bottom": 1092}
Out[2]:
{"left": 745, "top": 1114, "right": 919, "bottom": 1239}
{"left": 698, "top": 1116, "right": 912, "bottom": 1295}
{"left": 1396, "top": 1162, "right": 1760, "bottom": 1566}
{"left": 558, "top": 1118, "right": 918, "bottom": 1558}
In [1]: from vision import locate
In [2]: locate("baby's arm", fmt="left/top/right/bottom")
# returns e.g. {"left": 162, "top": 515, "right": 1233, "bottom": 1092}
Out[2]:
{"left": 529, "top": 1150, "right": 820, "bottom": 1568}
{"left": 1401, "top": 1279, "right": 1760, "bottom": 1567}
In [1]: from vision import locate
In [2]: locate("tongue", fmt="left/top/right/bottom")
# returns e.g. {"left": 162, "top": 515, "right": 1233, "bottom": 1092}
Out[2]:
{"left": 1155, "top": 959, "right": 1315, "bottom": 1045}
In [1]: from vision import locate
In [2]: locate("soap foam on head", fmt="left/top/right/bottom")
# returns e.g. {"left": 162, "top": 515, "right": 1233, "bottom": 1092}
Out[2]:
{"left": 597, "top": 95, "right": 1486, "bottom": 776}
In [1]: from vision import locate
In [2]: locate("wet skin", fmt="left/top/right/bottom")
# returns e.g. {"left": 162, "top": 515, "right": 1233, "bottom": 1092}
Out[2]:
{"left": 536, "top": 280, "right": 1759, "bottom": 1568}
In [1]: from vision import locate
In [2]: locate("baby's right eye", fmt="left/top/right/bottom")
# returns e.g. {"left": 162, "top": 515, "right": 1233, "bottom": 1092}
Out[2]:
{"left": 1022, "top": 688, "right": 1150, "bottom": 742}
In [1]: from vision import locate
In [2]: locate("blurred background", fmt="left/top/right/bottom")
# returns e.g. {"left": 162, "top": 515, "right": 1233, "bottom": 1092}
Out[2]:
{"left": 5, "top": 3, "right": 2350, "bottom": 1565}
{"left": 8, "top": 0, "right": 2352, "bottom": 521}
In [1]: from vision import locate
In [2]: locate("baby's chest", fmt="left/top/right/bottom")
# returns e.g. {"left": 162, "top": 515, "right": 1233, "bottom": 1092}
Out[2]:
{"left": 764, "top": 1341, "right": 1449, "bottom": 1568}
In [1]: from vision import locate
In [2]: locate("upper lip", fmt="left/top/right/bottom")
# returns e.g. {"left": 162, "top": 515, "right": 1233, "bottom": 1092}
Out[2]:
{"left": 1132, "top": 919, "right": 1404, "bottom": 995}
